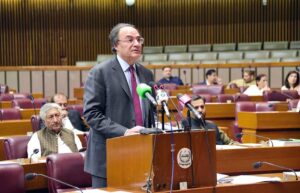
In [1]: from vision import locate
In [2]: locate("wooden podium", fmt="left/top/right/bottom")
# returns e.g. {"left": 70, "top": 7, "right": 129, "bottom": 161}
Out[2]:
{"left": 107, "top": 130, "right": 216, "bottom": 192}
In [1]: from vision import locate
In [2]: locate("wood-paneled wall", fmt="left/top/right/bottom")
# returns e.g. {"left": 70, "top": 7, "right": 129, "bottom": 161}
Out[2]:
{"left": 1, "top": 0, "right": 299, "bottom": 66}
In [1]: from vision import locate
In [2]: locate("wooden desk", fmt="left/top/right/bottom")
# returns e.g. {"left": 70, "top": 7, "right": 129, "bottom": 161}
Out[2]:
{"left": 0, "top": 101, "right": 12, "bottom": 109}
{"left": 0, "top": 120, "right": 32, "bottom": 136}
{"left": 217, "top": 146, "right": 300, "bottom": 175}
{"left": 20, "top": 109, "right": 40, "bottom": 119}
{"left": 65, "top": 177, "right": 300, "bottom": 193}
{"left": 238, "top": 111, "right": 300, "bottom": 143}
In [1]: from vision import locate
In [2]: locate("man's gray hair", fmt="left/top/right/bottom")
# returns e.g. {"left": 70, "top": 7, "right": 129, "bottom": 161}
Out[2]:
{"left": 109, "top": 23, "right": 137, "bottom": 54}
{"left": 39, "top": 103, "right": 62, "bottom": 121}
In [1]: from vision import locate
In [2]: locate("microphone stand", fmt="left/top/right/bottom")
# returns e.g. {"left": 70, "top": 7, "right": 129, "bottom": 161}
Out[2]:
{"left": 160, "top": 106, "right": 165, "bottom": 131}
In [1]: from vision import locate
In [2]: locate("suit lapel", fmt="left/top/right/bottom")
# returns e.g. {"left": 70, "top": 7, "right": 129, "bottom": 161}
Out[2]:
{"left": 111, "top": 58, "right": 132, "bottom": 98}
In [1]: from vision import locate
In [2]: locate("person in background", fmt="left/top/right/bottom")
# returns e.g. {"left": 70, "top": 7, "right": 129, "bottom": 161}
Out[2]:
{"left": 227, "top": 70, "right": 256, "bottom": 88}
{"left": 27, "top": 103, "right": 82, "bottom": 160}
{"left": 51, "top": 93, "right": 89, "bottom": 132}
{"left": 190, "top": 95, "right": 238, "bottom": 145}
{"left": 158, "top": 66, "right": 184, "bottom": 85}
{"left": 200, "top": 69, "right": 222, "bottom": 85}
{"left": 83, "top": 23, "right": 155, "bottom": 188}
{"left": 243, "top": 74, "right": 270, "bottom": 96}
{"left": 281, "top": 70, "right": 300, "bottom": 94}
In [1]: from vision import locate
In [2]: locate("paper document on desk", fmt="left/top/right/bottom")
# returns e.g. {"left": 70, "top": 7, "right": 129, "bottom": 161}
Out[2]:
{"left": 271, "top": 139, "right": 300, "bottom": 147}
{"left": 81, "top": 190, "right": 131, "bottom": 193}
{"left": 216, "top": 145, "right": 247, "bottom": 150}
{"left": 229, "top": 175, "right": 281, "bottom": 184}
{"left": 283, "top": 171, "right": 300, "bottom": 181}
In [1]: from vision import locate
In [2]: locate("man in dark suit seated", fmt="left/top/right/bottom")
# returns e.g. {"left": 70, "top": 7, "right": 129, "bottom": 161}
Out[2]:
{"left": 50, "top": 93, "right": 89, "bottom": 132}
{"left": 158, "top": 66, "right": 184, "bottom": 85}
{"left": 190, "top": 95, "right": 238, "bottom": 145}
{"left": 83, "top": 23, "right": 155, "bottom": 188}
{"left": 200, "top": 69, "right": 222, "bottom": 85}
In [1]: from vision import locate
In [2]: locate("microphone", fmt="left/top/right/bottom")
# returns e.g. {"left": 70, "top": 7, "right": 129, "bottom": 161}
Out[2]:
{"left": 29, "top": 149, "right": 39, "bottom": 164}
{"left": 25, "top": 173, "right": 84, "bottom": 193}
{"left": 177, "top": 94, "right": 202, "bottom": 120}
{"left": 156, "top": 89, "right": 170, "bottom": 118}
{"left": 253, "top": 161, "right": 298, "bottom": 181}
{"left": 136, "top": 83, "right": 157, "bottom": 106}
{"left": 236, "top": 133, "right": 274, "bottom": 147}
{"left": 28, "top": 94, "right": 37, "bottom": 116}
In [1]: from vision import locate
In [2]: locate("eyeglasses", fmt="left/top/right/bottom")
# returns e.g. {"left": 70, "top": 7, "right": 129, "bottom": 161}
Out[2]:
{"left": 118, "top": 37, "right": 144, "bottom": 45}
{"left": 194, "top": 105, "right": 205, "bottom": 109}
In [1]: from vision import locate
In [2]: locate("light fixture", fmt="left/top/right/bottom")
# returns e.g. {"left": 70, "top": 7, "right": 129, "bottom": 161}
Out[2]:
{"left": 125, "top": 0, "right": 135, "bottom": 6}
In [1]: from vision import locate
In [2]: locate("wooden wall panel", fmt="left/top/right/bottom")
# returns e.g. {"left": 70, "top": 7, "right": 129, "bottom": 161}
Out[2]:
{"left": 0, "top": 0, "right": 299, "bottom": 66}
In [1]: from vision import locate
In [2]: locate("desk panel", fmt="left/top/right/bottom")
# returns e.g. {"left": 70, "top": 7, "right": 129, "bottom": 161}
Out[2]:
{"left": 0, "top": 120, "right": 32, "bottom": 136}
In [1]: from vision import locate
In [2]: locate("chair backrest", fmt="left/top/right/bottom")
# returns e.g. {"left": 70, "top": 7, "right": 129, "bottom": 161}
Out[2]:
{"left": 143, "top": 53, "right": 168, "bottom": 62}
{"left": 33, "top": 98, "right": 47, "bottom": 108}
{"left": 163, "top": 83, "right": 178, "bottom": 91}
{"left": 263, "top": 41, "right": 289, "bottom": 50}
{"left": 244, "top": 51, "right": 269, "bottom": 59}
{"left": 216, "top": 94, "right": 235, "bottom": 103}
{"left": 192, "top": 85, "right": 224, "bottom": 95}
{"left": 218, "top": 51, "right": 243, "bottom": 60}
{"left": 290, "top": 41, "right": 300, "bottom": 49}
{"left": 67, "top": 105, "right": 84, "bottom": 116}
{"left": 143, "top": 46, "right": 163, "bottom": 54}
{"left": 12, "top": 98, "right": 34, "bottom": 109}
{"left": 0, "top": 84, "right": 9, "bottom": 94}
{"left": 0, "top": 93, "right": 14, "bottom": 101}
{"left": 234, "top": 94, "right": 250, "bottom": 102}
{"left": 4, "top": 136, "right": 31, "bottom": 160}
{"left": 164, "top": 45, "right": 187, "bottom": 53}
{"left": 193, "top": 52, "right": 217, "bottom": 60}
{"left": 46, "top": 153, "right": 92, "bottom": 193}
{"left": 31, "top": 115, "right": 42, "bottom": 133}
{"left": 237, "top": 42, "right": 262, "bottom": 51}
{"left": 255, "top": 102, "right": 275, "bottom": 111}
{"left": 188, "top": 44, "right": 211, "bottom": 52}
{"left": 263, "top": 90, "right": 299, "bottom": 101}
{"left": 212, "top": 43, "right": 236, "bottom": 52}
{"left": 168, "top": 53, "right": 192, "bottom": 61}
{"left": 0, "top": 163, "right": 25, "bottom": 193}
{"left": 0, "top": 108, "right": 21, "bottom": 120}
{"left": 13, "top": 93, "right": 30, "bottom": 99}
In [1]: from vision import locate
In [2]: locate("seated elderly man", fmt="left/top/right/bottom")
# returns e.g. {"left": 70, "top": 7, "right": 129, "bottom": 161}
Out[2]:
{"left": 27, "top": 103, "right": 82, "bottom": 159}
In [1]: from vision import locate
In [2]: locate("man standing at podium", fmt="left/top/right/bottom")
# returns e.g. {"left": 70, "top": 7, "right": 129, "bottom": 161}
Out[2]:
{"left": 83, "top": 23, "right": 155, "bottom": 188}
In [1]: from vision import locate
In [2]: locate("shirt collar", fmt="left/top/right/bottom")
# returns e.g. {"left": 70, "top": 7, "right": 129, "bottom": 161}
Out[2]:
{"left": 117, "top": 55, "right": 136, "bottom": 72}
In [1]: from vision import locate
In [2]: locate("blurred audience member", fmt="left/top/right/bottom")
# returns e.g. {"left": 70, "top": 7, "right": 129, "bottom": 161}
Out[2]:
{"left": 158, "top": 66, "right": 184, "bottom": 85}
{"left": 227, "top": 70, "right": 256, "bottom": 88}
{"left": 243, "top": 74, "right": 270, "bottom": 96}
{"left": 281, "top": 70, "right": 300, "bottom": 94}
{"left": 200, "top": 69, "right": 222, "bottom": 85}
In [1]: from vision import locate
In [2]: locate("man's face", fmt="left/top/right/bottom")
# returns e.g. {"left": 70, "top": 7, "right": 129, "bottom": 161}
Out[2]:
{"left": 257, "top": 76, "right": 268, "bottom": 89}
{"left": 243, "top": 72, "right": 253, "bottom": 83}
{"left": 163, "top": 67, "right": 172, "bottom": 79}
{"left": 114, "top": 26, "right": 143, "bottom": 65}
{"left": 207, "top": 72, "right": 218, "bottom": 84}
{"left": 44, "top": 108, "right": 62, "bottom": 133}
{"left": 191, "top": 98, "right": 206, "bottom": 119}
{"left": 53, "top": 95, "right": 68, "bottom": 110}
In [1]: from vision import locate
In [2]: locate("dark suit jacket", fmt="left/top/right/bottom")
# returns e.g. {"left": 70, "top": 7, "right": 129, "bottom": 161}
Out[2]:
{"left": 83, "top": 57, "right": 154, "bottom": 178}
{"left": 190, "top": 118, "right": 223, "bottom": 145}
{"left": 39, "top": 109, "right": 88, "bottom": 132}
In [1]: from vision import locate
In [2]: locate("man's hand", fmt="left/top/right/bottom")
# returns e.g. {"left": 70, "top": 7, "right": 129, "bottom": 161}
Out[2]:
{"left": 124, "top": 126, "right": 145, "bottom": 136}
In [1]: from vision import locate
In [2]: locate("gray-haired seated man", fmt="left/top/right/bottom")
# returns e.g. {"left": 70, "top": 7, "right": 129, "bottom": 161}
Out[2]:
{"left": 27, "top": 103, "right": 82, "bottom": 160}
